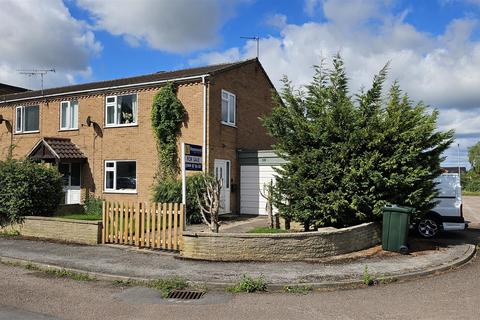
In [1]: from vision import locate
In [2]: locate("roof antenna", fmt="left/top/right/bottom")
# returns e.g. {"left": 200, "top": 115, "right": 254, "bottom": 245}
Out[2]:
{"left": 240, "top": 36, "right": 259, "bottom": 59}
{"left": 17, "top": 68, "right": 55, "bottom": 96}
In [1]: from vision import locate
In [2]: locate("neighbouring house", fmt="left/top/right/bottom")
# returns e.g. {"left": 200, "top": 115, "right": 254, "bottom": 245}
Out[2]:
{"left": 442, "top": 166, "right": 467, "bottom": 174}
{"left": 0, "top": 59, "right": 276, "bottom": 214}
{"left": 0, "top": 83, "right": 29, "bottom": 95}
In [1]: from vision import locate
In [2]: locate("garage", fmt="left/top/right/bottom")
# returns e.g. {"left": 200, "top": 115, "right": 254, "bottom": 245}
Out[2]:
{"left": 238, "top": 150, "right": 286, "bottom": 215}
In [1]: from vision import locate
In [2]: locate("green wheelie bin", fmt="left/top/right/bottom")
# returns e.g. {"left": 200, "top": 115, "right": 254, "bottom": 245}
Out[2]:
{"left": 381, "top": 205, "right": 414, "bottom": 254}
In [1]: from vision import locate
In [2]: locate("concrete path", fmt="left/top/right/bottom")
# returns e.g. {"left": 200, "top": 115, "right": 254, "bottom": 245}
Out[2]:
{"left": 0, "top": 236, "right": 473, "bottom": 286}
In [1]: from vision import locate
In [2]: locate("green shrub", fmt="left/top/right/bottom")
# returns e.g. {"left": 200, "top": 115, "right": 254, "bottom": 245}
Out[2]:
{"left": 0, "top": 159, "right": 63, "bottom": 227}
{"left": 152, "top": 174, "right": 207, "bottom": 224}
{"left": 83, "top": 196, "right": 103, "bottom": 216}
{"left": 227, "top": 275, "right": 268, "bottom": 293}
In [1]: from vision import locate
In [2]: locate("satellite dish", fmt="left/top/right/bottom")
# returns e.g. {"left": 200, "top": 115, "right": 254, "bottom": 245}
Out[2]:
{"left": 86, "top": 116, "right": 92, "bottom": 127}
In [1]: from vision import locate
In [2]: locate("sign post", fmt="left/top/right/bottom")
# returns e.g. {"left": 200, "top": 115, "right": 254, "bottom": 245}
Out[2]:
{"left": 181, "top": 143, "right": 203, "bottom": 229}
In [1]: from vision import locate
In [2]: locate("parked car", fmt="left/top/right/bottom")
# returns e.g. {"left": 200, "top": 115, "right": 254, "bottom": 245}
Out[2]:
{"left": 416, "top": 173, "right": 467, "bottom": 238}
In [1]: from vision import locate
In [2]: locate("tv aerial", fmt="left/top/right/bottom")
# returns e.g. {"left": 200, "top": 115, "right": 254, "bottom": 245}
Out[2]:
{"left": 240, "top": 36, "right": 260, "bottom": 58}
{"left": 17, "top": 68, "right": 56, "bottom": 96}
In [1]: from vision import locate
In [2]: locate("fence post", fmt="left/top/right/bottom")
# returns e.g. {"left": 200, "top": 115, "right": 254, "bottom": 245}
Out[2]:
{"left": 101, "top": 201, "right": 106, "bottom": 244}
{"left": 173, "top": 203, "right": 178, "bottom": 251}
{"left": 135, "top": 202, "right": 140, "bottom": 246}
{"left": 179, "top": 204, "right": 184, "bottom": 250}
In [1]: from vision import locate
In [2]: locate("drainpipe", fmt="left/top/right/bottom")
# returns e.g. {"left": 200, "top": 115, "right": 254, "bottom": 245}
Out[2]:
{"left": 202, "top": 76, "right": 208, "bottom": 173}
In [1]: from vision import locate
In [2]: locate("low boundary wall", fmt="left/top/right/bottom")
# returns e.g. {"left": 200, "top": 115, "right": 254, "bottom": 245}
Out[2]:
{"left": 181, "top": 222, "right": 381, "bottom": 262}
{"left": 1, "top": 216, "right": 102, "bottom": 245}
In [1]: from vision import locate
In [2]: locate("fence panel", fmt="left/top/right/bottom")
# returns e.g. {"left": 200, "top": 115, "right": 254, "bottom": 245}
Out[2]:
{"left": 102, "top": 201, "right": 184, "bottom": 251}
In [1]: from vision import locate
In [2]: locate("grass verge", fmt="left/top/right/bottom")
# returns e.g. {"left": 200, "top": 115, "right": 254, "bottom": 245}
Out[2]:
{"left": 24, "top": 263, "right": 94, "bottom": 281}
{"left": 0, "top": 229, "right": 20, "bottom": 237}
{"left": 462, "top": 191, "right": 480, "bottom": 196}
{"left": 247, "top": 227, "right": 289, "bottom": 234}
{"left": 57, "top": 214, "right": 102, "bottom": 221}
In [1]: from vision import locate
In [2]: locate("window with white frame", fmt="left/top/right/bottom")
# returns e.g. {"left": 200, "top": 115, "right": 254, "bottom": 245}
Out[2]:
{"left": 221, "top": 90, "right": 236, "bottom": 126}
{"left": 15, "top": 105, "right": 39, "bottom": 133}
{"left": 60, "top": 100, "right": 79, "bottom": 130}
{"left": 104, "top": 160, "right": 137, "bottom": 192}
{"left": 105, "top": 94, "right": 137, "bottom": 127}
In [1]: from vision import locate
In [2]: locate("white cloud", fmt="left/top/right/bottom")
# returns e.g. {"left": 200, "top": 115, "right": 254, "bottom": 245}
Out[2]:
{"left": 0, "top": 0, "right": 101, "bottom": 89}
{"left": 265, "top": 13, "right": 288, "bottom": 29}
{"left": 76, "top": 0, "right": 239, "bottom": 53}
{"left": 192, "top": 0, "right": 480, "bottom": 166}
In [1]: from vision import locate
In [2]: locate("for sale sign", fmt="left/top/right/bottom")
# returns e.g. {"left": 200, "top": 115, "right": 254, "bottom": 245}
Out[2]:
{"left": 184, "top": 143, "right": 202, "bottom": 171}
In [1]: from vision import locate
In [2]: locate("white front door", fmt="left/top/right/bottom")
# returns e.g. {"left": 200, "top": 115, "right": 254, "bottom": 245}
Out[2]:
{"left": 214, "top": 159, "right": 231, "bottom": 214}
{"left": 59, "top": 163, "right": 82, "bottom": 204}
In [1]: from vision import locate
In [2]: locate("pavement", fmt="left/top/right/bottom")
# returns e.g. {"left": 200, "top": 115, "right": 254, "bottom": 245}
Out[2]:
{"left": 0, "top": 223, "right": 476, "bottom": 288}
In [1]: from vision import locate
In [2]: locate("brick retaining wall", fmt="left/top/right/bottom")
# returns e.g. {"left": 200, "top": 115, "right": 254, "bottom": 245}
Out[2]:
{"left": 1, "top": 216, "right": 101, "bottom": 245}
{"left": 181, "top": 222, "right": 381, "bottom": 262}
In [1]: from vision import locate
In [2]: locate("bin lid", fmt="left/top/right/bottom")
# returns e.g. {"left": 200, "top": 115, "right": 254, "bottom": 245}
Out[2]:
{"left": 381, "top": 205, "right": 414, "bottom": 214}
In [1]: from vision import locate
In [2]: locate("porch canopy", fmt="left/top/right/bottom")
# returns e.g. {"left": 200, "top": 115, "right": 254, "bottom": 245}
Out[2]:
{"left": 27, "top": 137, "right": 86, "bottom": 163}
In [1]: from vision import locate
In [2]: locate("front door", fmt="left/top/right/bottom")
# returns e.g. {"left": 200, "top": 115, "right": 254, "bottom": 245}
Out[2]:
{"left": 214, "top": 159, "right": 231, "bottom": 214}
{"left": 59, "top": 163, "right": 81, "bottom": 204}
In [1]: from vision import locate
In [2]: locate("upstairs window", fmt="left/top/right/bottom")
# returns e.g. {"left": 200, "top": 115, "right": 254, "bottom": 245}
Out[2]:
{"left": 221, "top": 90, "right": 236, "bottom": 126}
{"left": 105, "top": 94, "right": 137, "bottom": 127}
{"left": 60, "top": 100, "right": 79, "bottom": 130}
{"left": 15, "top": 105, "right": 39, "bottom": 133}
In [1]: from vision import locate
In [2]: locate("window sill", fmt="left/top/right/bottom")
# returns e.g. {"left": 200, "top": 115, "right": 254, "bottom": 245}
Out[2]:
{"left": 14, "top": 130, "right": 40, "bottom": 135}
{"left": 221, "top": 122, "right": 237, "bottom": 128}
{"left": 59, "top": 128, "right": 79, "bottom": 132}
{"left": 104, "top": 123, "right": 138, "bottom": 129}
{"left": 103, "top": 190, "right": 138, "bottom": 194}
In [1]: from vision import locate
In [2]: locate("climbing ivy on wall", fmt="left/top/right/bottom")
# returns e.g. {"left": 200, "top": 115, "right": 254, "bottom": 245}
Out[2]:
{"left": 151, "top": 82, "right": 185, "bottom": 179}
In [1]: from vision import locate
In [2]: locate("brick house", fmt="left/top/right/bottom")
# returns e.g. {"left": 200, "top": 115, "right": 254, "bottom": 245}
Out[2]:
{"left": 0, "top": 59, "right": 275, "bottom": 214}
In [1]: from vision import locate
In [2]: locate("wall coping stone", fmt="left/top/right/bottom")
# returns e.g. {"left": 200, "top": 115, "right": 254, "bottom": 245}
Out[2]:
{"left": 25, "top": 216, "right": 101, "bottom": 226}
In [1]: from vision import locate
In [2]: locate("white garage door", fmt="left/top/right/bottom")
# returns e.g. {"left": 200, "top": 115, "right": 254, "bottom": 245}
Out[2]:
{"left": 240, "top": 165, "right": 278, "bottom": 215}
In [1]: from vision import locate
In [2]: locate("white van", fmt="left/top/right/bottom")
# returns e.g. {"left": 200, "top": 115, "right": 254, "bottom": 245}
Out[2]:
{"left": 417, "top": 173, "right": 467, "bottom": 238}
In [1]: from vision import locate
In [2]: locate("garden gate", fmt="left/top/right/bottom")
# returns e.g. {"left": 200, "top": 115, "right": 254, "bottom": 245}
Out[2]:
{"left": 102, "top": 201, "right": 184, "bottom": 251}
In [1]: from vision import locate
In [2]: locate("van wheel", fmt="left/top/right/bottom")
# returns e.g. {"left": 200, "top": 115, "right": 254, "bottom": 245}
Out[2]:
{"left": 417, "top": 218, "right": 440, "bottom": 238}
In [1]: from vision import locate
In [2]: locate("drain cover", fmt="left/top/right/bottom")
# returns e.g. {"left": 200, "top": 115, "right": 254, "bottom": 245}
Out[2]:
{"left": 167, "top": 290, "right": 206, "bottom": 300}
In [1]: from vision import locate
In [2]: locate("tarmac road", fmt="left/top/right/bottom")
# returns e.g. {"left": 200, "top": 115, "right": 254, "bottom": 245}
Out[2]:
{"left": 0, "top": 197, "right": 479, "bottom": 320}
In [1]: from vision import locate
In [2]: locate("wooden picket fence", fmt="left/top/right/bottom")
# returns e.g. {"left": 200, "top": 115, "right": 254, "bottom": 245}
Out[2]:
{"left": 102, "top": 201, "right": 184, "bottom": 251}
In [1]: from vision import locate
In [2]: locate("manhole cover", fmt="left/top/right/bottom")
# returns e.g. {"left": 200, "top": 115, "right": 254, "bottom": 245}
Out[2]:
{"left": 167, "top": 290, "right": 206, "bottom": 300}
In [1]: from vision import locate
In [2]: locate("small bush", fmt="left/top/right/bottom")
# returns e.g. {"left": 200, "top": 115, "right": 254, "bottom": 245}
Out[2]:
{"left": 227, "top": 275, "right": 268, "bottom": 293}
{"left": 83, "top": 196, "right": 103, "bottom": 216}
{"left": 0, "top": 159, "right": 63, "bottom": 227}
{"left": 152, "top": 174, "right": 207, "bottom": 224}
{"left": 147, "top": 276, "right": 188, "bottom": 298}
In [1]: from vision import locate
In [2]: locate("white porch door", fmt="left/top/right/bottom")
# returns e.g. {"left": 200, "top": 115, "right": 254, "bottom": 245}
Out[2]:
{"left": 59, "top": 163, "right": 81, "bottom": 204}
{"left": 214, "top": 159, "right": 231, "bottom": 214}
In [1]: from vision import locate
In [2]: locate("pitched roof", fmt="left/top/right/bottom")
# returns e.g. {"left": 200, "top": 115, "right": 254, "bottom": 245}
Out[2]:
{"left": 1, "top": 59, "right": 258, "bottom": 102}
{"left": 28, "top": 137, "right": 86, "bottom": 161}
{"left": 0, "top": 83, "right": 29, "bottom": 95}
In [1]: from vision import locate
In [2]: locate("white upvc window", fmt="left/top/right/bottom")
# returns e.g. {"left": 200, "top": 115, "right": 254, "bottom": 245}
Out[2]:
{"left": 15, "top": 105, "right": 40, "bottom": 133}
{"left": 221, "top": 89, "right": 236, "bottom": 126}
{"left": 105, "top": 93, "right": 137, "bottom": 127}
{"left": 60, "top": 100, "right": 79, "bottom": 130}
{"left": 104, "top": 160, "right": 137, "bottom": 193}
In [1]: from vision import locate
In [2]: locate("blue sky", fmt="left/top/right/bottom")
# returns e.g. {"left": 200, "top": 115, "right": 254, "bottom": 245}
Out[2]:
{"left": 2, "top": 0, "right": 480, "bottom": 167}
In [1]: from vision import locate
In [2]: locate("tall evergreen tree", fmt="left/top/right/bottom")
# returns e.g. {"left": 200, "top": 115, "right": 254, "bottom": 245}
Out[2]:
{"left": 262, "top": 55, "right": 454, "bottom": 231}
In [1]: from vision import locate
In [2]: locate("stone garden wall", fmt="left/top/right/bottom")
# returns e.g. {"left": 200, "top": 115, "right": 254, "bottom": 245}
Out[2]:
{"left": 181, "top": 222, "right": 381, "bottom": 262}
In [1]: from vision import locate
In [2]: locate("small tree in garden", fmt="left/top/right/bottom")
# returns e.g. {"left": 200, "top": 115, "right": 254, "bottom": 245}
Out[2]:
{"left": 260, "top": 180, "right": 279, "bottom": 229}
{"left": 0, "top": 159, "right": 63, "bottom": 227}
{"left": 196, "top": 174, "right": 222, "bottom": 233}
{"left": 262, "top": 55, "right": 454, "bottom": 231}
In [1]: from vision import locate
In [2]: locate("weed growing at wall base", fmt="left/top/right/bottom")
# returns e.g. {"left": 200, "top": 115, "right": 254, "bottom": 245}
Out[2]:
{"left": 227, "top": 275, "right": 268, "bottom": 293}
